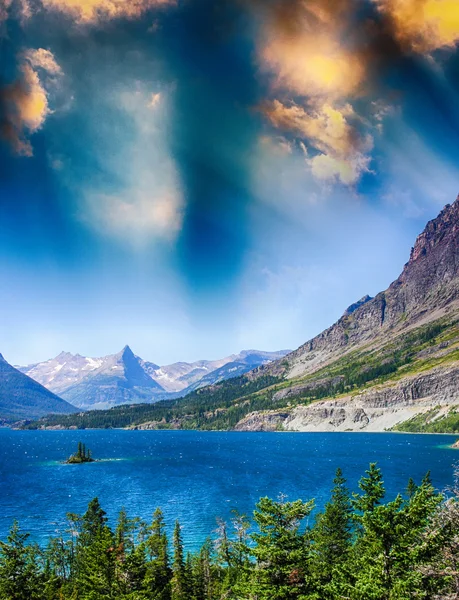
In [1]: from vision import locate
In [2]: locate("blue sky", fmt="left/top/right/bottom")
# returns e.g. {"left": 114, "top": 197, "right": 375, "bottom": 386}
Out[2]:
{"left": 1, "top": 0, "right": 459, "bottom": 366}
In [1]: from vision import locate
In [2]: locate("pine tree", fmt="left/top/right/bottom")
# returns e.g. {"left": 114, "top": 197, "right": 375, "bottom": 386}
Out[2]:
{"left": 81, "top": 497, "right": 107, "bottom": 544}
{"left": 311, "top": 468, "right": 353, "bottom": 588}
{"left": 352, "top": 462, "right": 385, "bottom": 513}
{"left": 0, "top": 521, "right": 42, "bottom": 600}
{"left": 171, "top": 521, "right": 188, "bottom": 600}
{"left": 144, "top": 508, "right": 171, "bottom": 599}
{"left": 249, "top": 496, "right": 314, "bottom": 600}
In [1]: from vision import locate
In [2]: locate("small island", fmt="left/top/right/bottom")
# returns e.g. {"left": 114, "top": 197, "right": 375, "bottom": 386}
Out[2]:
{"left": 65, "top": 442, "right": 95, "bottom": 464}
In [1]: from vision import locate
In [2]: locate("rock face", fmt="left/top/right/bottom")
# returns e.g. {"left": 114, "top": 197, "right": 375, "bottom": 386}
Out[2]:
{"left": 256, "top": 197, "right": 459, "bottom": 382}
{"left": 234, "top": 196, "right": 459, "bottom": 433}
{"left": 236, "top": 365, "right": 459, "bottom": 432}
{"left": 0, "top": 354, "right": 77, "bottom": 420}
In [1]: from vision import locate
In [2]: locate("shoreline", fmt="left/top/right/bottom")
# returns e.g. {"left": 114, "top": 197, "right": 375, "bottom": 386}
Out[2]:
{"left": 5, "top": 425, "right": 459, "bottom": 437}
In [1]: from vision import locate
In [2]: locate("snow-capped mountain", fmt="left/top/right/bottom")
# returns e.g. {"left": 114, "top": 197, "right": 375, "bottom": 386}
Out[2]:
{"left": 18, "top": 347, "right": 290, "bottom": 409}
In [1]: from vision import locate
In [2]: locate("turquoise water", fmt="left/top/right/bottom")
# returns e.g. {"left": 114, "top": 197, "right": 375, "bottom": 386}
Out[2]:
{"left": 0, "top": 429, "right": 458, "bottom": 550}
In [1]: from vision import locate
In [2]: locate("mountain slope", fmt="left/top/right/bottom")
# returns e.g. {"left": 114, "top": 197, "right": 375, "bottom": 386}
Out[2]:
{"left": 251, "top": 197, "right": 459, "bottom": 383}
{"left": 0, "top": 354, "right": 77, "bottom": 420}
{"left": 58, "top": 346, "right": 165, "bottom": 410}
{"left": 20, "top": 348, "right": 289, "bottom": 409}
{"left": 24, "top": 196, "right": 459, "bottom": 432}
{"left": 140, "top": 349, "right": 290, "bottom": 393}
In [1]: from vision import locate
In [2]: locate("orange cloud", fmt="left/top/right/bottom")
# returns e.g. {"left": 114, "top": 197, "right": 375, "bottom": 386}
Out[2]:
{"left": 257, "top": 0, "right": 364, "bottom": 99}
{"left": 0, "top": 48, "right": 62, "bottom": 156}
{"left": 263, "top": 100, "right": 373, "bottom": 185}
{"left": 374, "top": 0, "right": 459, "bottom": 52}
{"left": 40, "top": 0, "right": 175, "bottom": 23}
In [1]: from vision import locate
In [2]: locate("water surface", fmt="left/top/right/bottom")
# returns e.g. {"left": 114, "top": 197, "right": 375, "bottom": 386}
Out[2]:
{"left": 0, "top": 429, "right": 457, "bottom": 549}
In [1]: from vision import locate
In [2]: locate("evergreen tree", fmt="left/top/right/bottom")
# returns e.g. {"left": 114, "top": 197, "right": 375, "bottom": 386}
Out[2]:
{"left": 311, "top": 468, "right": 353, "bottom": 589}
{"left": 171, "top": 521, "right": 188, "bottom": 600}
{"left": 406, "top": 477, "right": 417, "bottom": 499}
{"left": 0, "top": 522, "right": 42, "bottom": 600}
{"left": 352, "top": 462, "right": 385, "bottom": 513}
{"left": 338, "top": 469, "right": 443, "bottom": 600}
{"left": 144, "top": 508, "right": 171, "bottom": 600}
{"left": 249, "top": 496, "right": 314, "bottom": 600}
{"left": 81, "top": 497, "right": 107, "bottom": 545}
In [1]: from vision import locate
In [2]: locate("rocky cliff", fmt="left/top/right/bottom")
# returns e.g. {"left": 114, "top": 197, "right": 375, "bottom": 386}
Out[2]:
{"left": 236, "top": 364, "right": 459, "bottom": 432}
{"left": 253, "top": 197, "right": 459, "bottom": 382}
{"left": 235, "top": 196, "right": 459, "bottom": 432}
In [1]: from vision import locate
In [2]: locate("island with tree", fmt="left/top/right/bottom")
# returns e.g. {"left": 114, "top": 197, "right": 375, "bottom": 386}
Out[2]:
{"left": 65, "top": 442, "right": 95, "bottom": 464}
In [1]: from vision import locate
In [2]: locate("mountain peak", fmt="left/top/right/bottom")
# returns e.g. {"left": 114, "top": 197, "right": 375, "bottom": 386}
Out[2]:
{"left": 408, "top": 197, "right": 459, "bottom": 264}
{"left": 119, "top": 345, "right": 135, "bottom": 359}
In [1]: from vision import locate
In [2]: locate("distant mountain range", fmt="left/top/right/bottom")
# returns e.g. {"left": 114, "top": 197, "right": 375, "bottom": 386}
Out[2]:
{"left": 0, "top": 354, "right": 77, "bottom": 420}
{"left": 17, "top": 347, "right": 290, "bottom": 411}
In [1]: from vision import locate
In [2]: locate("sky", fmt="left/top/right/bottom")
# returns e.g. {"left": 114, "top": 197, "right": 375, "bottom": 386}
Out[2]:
{"left": 1, "top": 0, "right": 459, "bottom": 366}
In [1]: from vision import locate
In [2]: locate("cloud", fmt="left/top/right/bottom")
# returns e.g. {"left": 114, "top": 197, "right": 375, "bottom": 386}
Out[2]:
{"left": 147, "top": 92, "right": 161, "bottom": 109}
{"left": 40, "top": 0, "right": 176, "bottom": 24}
{"left": 263, "top": 100, "right": 373, "bottom": 185}
{"left": 0, "top": 49, "right": 62, "bottom": 156}
{"left": 0, "top": 0, "right": 31, "bottom": 27}
{"left": 24, "top": 48, "right": 63, "bottom": 75}
{"left": 0, "top": 0, "right": 12, "bottom": 24}
{"left": 89, "top": 188, "right": 183, "bottom": 241}
{"left": 80, "top": 86, "right": 184, "bottom": 244}
{"left": 308, "top": 152, "right": 372, "bottom": 186}
{"left": 373, "top": 0, "right": 459, "bottom": 53}
{"left": 256, "top": 0, "right": 364, "bottom": 99}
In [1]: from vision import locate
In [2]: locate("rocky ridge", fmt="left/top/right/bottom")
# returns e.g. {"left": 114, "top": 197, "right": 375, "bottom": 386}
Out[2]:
{"left": 234, "top": 197, "right": 459, "bottom": 432}
{"left": 248, "top": 197, "right": 459, "bottom": 384}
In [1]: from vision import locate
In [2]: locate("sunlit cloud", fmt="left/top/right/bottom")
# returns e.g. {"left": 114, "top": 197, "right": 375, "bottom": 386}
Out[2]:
{"left": 374, "top": 0, "right": 459, "bottom": 53}
{"left": 256, "top": 0, "right": 364, "bottom": 99}
{"left": 263, "top": 100, "right": 373, "bottom": 185}
{"left": 308, "top": 151, "right": 372, "bottom": 186}
{"left": 40, "top": 0, "right": 176, "bottom": 24}
{"left": 0, "top": 48, "right": 62, "bottom": 156}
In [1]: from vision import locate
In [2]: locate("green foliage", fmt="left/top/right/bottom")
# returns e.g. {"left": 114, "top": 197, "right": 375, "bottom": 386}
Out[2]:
{"left": 310, "top": 468, "right": 353, "bottom": 590}
{"left": 1, "top": 465, "right": 458, "bottom": 600}
{"left": 393, "top": 405, "right": 459, "bottom": 433}
{"left": 25, "top": 374, "right": 283, "bottom": 431}
{"left": 66, "top": 442, "right": 94, "bottom": 463}
{"left": 0, "top": 522, "right": 42, "bottom": 600}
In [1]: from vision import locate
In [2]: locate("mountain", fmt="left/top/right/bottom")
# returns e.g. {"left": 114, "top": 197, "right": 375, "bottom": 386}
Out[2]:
{"left": 26, "top": 196, "right": 459, "bottom": 433}
{"left": 0, "top": 354, "right": 77, "bottom": 420}
{"left": 53, "top": 346, "right": 164, "bottom": 410}
{"left": 19, "top": 347, "right": 289, "bottom": 410}
{"left": 142, "top": 349, "right": 290, "bottom": 393}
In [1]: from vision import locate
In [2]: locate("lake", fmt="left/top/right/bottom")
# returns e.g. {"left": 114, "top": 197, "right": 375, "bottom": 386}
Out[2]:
{"left": 0, "top": 429, "right": 457, "bottom": 550}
